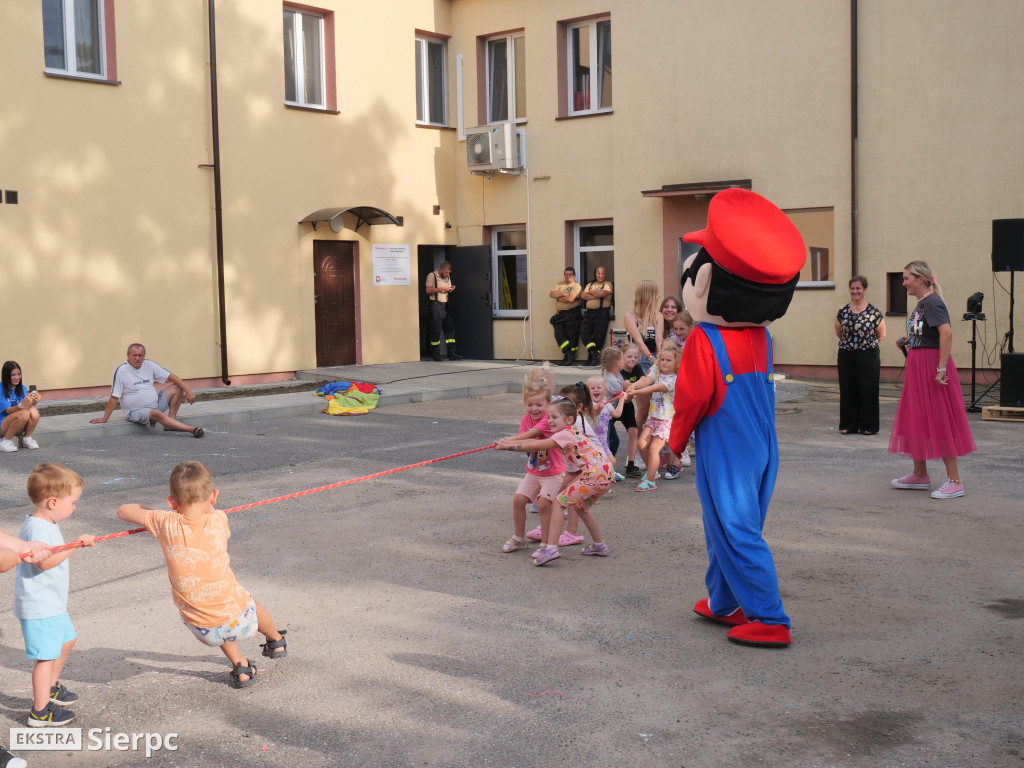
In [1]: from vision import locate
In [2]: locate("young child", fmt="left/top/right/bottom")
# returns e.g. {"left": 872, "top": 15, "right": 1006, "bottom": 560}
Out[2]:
{"left": 670, "top": 313, "right": 695, "bottom": 467}
{"left": 524, "top": 382, "right": 592, "bottom": 546}
{"left": 618, "top": 343, "right": 645, "bottom": 478}
{"left": 497, "top": 399, "right": 613, "bottom": 565}
{"left": 496, "top": 374, "right": 561, "bottom": 554}
{"left": 1, "top": 515, "right": 51, "bottom": 764}
{"left": 15, "top": 462, "right": 96, "bottom": 727}
{"left": 670, "top": 311, "right": 693, "bottom": 347}
{"left": 586, "top": 376, "right": 625, "bottom": 479}
{"left": 117, "top": 461, "right": 287, "bottom": 689}
{"left": 549, "top": 380, "right": 620, "bottom": 547}
{"left": 628, "top": 343, "right": 682, "bottom": 491}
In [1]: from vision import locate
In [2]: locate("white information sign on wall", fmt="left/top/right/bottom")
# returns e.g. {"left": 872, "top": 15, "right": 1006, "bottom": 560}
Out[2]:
{"left": 372, "top": 244, "right": 411, "bottom": 286}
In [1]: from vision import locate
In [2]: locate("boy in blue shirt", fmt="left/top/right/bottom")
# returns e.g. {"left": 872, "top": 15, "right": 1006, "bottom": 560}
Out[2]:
{"left": 15, "top": 463, "right": 95, "bottom": 727}
{"left": 0, "top": 529, "right": 50, "bottom": 767}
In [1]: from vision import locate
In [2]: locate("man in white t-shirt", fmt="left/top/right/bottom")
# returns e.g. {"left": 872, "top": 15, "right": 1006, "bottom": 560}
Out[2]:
{"left": 89, "top": 344, "right": 204, "bottom": 437}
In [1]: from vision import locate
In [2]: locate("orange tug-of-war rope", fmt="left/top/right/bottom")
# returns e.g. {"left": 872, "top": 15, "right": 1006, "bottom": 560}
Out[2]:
{"left": 26, "top": 445, "right": 494, "bottom": 558}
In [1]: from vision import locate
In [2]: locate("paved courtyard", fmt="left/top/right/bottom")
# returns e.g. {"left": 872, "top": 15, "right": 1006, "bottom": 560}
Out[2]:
{"left": 0, "top": 390, "right": 1020, "bottom": 767}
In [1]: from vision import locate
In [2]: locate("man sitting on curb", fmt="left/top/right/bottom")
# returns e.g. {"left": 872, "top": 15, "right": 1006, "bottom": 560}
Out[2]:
{"left": 90, "top": 344, "right": 204, "bottom": 437}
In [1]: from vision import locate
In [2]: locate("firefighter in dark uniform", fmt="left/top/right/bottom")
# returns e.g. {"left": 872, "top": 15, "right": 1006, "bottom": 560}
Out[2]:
{"left": 549, "top": 267, "right": 583, "bottom": 366}
{"left": 425, "top": 261, "right": 462, "bottom": 361}
{"left": 579, "top": 266, "right": 613, "bottom": 366}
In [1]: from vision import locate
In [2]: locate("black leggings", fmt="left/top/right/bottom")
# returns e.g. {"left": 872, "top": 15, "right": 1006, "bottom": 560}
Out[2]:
{"left": 609, "top": 400, "right": 637, "bottom": 456}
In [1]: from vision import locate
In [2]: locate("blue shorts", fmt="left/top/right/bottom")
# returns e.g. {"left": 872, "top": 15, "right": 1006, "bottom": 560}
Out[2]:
{"left": 185, "top": 597, "right": 258, "bottom": 647}
{"left": 124, "top": 389, "right": 169, "bottom": 428}
{"left": 20, "top": 613, "right": 77, "bottom": 661}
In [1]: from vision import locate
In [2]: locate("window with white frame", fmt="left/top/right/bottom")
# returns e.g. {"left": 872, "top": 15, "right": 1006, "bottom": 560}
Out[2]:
{"left": 567, "top": 18, "right": 611, "bottom": 114}
{"left": 575, "top": 220, "right": 614, "bottom": 291}
{"left": 43, "top": 0, "right": 106, "bottom": 78}
{"left": 486, "top": 33, "right": 525, "bottom": 124}
{"left": 493, "top": 227, "right": 528, "bottom": 317}
{"left": 415, "top": 35, "right": 446, "bottom": 125}
{"left": 283, "top": 7, "right": 325, "bottom": 108}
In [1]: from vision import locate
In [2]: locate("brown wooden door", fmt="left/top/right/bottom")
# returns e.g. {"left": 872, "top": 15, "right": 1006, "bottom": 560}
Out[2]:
{"left": 314, "top": 241, "right": 356, "bottom": 366}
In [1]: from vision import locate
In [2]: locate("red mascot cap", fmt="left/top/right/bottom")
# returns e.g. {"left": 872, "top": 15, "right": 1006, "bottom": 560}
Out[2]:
{"left": 682, "top": 189, "right": 806, "bottom": 285}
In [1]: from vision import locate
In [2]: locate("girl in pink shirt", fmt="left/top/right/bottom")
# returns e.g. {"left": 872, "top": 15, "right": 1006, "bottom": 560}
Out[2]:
{"left": 496, "top": 378, "right": 562, "bottom": 554}
{"left": 496, "top": 399, "right": 612, "bottom": 566}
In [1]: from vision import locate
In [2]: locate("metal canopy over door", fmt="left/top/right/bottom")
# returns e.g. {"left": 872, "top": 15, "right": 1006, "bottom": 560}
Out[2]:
{"left": 313, "top": 241, "right": 357, "bottom": 366}
{"left": 448, "top": 245, "right": 493, "bottom": 360}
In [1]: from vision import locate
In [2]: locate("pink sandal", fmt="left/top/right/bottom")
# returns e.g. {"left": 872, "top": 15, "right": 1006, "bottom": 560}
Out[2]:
{"left": 501, "top": 535, "right": 527, "bottom": 553}
{"left": 558, "top": 531, "right": 584, "bottom": 546}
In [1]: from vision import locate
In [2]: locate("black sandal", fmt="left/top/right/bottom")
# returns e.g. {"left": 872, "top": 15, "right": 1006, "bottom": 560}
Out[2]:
{"left": 230, "top": 660, "right": 258, "bottom": 688}
{"left": 261, "top": 629, "right": 288, "bottom": 659}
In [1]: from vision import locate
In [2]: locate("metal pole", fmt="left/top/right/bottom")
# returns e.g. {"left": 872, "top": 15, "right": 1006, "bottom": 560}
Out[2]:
{"left": 209, "top": 0, "right": 230, "bottom": 385}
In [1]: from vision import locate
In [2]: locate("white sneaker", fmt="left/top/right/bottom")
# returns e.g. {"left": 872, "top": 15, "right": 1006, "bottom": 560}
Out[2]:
{"left": 0, "top": 438, "right": 18, "bottom": 452}
{"left": 21, "top": 436, "right": 39, "bottom": 450}
{"left": 680, "top": 452, "right": 691, "bottom": 467}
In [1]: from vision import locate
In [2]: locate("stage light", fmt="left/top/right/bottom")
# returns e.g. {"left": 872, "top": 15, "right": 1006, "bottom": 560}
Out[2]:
{"left": 967, "top": 292, "right": 984, "bottom": 314}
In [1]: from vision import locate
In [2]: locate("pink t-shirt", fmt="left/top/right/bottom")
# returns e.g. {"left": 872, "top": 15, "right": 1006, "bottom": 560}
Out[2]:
{"left": 520, "top": 412, "right": 565, "bottom": 477}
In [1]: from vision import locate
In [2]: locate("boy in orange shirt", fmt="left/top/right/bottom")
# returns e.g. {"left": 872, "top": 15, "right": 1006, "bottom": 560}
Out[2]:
{"left": 117, "top": 460, "right": 287, "bottom": 687}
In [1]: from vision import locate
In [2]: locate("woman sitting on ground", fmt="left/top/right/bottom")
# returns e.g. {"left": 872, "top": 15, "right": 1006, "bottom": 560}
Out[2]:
{"left": 0, "top": 361, "right": 41, "bottom": 452}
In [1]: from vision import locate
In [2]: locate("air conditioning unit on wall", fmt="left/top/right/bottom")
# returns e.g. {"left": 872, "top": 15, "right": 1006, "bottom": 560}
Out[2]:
{"left": 466, "top": 122, "right": 520, "bottom": 172}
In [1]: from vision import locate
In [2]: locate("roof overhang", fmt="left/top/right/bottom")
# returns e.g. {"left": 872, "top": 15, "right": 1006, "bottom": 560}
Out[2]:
{"left": 300, "top": 206, "right": 404, "bottom": 232}
{"left": 641, "top": 179, "right": 752, "bottom": 198}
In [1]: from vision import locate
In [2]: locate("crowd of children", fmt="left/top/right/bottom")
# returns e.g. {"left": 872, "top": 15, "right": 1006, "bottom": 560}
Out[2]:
{"left": 495, "top": 329, "right": 697, "bottom": 566}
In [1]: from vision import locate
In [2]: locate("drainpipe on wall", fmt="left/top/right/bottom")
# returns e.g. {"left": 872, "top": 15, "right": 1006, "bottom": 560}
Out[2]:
{"left": 850, "top": 0, "right": 859, "bottom": 277}
{"left": 209, "top": 0, "right": 231, "bottom": 385}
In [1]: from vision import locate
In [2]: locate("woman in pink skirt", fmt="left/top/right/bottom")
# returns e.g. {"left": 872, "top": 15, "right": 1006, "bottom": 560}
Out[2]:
{"left": 889, "top": 260, "right": 976, "bottom": 498}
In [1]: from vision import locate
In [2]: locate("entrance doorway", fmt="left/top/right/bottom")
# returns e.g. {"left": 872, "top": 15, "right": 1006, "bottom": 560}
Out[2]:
{"left": 313, "top": 240, "right": 357, "bottom": 366}
{"left": 417, "top": 245, "right": 494, "bottom": 360}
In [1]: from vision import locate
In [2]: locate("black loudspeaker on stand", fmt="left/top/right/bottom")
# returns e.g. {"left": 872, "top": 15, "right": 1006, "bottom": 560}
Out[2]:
{"left": 967, "top": 219, "right": 1022, "bottom": 411}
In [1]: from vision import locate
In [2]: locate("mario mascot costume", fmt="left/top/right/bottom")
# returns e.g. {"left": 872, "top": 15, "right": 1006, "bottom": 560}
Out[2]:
{"left": 669, "top": 188, "right": 805, "bottom": 648}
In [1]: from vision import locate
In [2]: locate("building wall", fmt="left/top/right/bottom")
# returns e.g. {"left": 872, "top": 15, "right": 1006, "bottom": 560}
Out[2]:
{"left": 857, "top": 0, "right": 1024, "bottom": 374}
{"left": 2, "top": 0, "right": 1021, "bottom": 392}
{"left": 0, "top": 0, "right": 458, "bottom": 391}
{"left": 448, "top": 0, "right": 851, "bottom": 363}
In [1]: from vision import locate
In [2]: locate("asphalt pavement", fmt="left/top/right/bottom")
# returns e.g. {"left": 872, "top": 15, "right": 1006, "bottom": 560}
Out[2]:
{"left": 1, "top": 361, "right": 1019, "bottom": 768}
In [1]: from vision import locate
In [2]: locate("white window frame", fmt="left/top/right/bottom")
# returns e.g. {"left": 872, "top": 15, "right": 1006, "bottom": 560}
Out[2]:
{"left": 415, "top": 35, "right": 447, "bottom": 126}
{"left": 492, "top": 226, "right": 529, "bottom": 318}
{"left": 567, "top": 17, "right": 611, "bottom": 115}
{"left": 797, "top": 247, "right": 834, "bottom": 288}
{"left": 43, "top": 0, "right": 106, "bottom": 79}
{"left": 485, "top": 33, "right": 525, "bottom": 125}
{"left": 284, "top": 8, "right": 326, "bottom": 109}
{"left": 574, "top": 219, "right": 614, "bottom": 279}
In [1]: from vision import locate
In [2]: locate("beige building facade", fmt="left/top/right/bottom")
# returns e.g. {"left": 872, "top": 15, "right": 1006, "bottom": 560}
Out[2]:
{"left": 1, "top": 1, "right": 1021, "bottom": 395}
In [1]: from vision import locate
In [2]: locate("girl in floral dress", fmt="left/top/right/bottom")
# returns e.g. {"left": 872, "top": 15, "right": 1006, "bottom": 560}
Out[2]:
{"left": 496, "top": 399, "right": 613, "bottom": 565}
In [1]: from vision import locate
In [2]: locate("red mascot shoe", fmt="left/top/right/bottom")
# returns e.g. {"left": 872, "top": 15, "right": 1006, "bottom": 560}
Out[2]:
{"left": 727, "top": 621, "right": 791, "bottom": 647}
{"left": 693, "top": 598, "right": 748, "bottom": 627}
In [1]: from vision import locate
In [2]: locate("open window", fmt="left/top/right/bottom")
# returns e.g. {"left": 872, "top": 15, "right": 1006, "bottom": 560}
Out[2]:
{"left": 283, "top": 4, "right": 336, "bottom": 111}
{"left": 566, "top": 17, "right": 611, "bottom": 115}
{"left": 483, "top": 32, "right": 525, "bottom": 124}
{"left": 415, "top": 33, "right": 447, "bottom": 126}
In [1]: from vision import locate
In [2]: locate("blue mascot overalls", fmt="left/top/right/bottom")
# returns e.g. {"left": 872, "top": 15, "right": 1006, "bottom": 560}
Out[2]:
{"left": 669, "top": 188, "right": 805, "bottom": 647}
